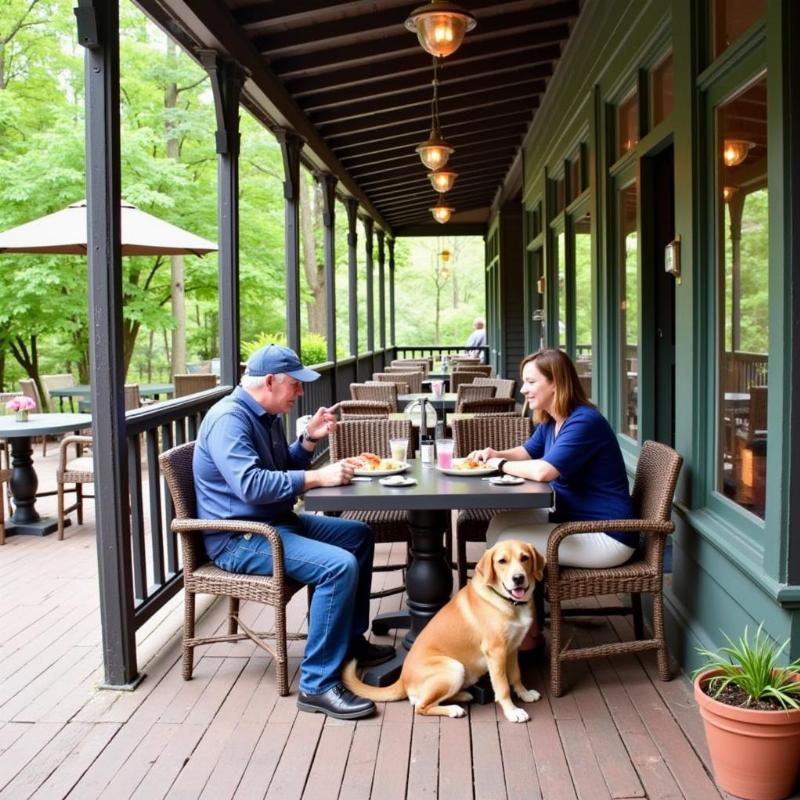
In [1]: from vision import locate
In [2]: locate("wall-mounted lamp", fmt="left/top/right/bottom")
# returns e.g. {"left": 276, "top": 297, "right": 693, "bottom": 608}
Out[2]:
{"left": 404, "top": 0, "right": 476, "bottom": 59}
{"left": 722, "top": 139, "right": 754, "bottom": 167}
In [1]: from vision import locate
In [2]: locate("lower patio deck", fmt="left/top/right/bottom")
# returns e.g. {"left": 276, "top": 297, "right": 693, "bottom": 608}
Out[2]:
{"left": 0, "top": 448, "right": 726, "bottom": 799}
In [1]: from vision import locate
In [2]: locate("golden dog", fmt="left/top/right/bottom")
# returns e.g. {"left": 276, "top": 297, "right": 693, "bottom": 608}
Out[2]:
{"left": 343, "top": 540, "right": 546, "bottom": 722}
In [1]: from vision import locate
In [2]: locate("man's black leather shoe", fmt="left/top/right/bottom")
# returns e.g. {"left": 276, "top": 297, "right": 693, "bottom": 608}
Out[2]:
{"left": 350, "top": 638, "right": 395, "bottom": 667}
{"left": 297, "top": 683, "right": 375, "bottom": 720}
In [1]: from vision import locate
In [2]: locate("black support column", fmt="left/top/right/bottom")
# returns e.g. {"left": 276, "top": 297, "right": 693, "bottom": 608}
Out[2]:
{"left": 277, "top": 130, "right": 303, "bottom": 356}
{"left": 364, "top": 217, "right": 375, "bottom": 361}
{"left": 345, "top": 198, "right": 359, "bottom": 358}
{"left": 200, "top": 51, "right": 245, "bottom": 388}
{"left": 318, "top": 172, "right": 338, "bottom": 395}
{"left": 389, "top": 238, "right": 396, "bottom": 347}
{"left": 377, "top": 229, "right": 386, "bottom": 353}
{"left": 77, "top": 0, "right": 138, "bottom": 688}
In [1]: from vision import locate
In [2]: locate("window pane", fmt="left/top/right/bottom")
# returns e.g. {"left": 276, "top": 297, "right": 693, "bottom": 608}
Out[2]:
{"left": 717, "top": 77, "right": 768, "bottom": 519}
{"left": 570, "top": 157, "right": 580, "bottom": 202}
{"left": 651, "top": 52, "right": 673, "bottom": 126}
{"left": 574, "top": 211, "right": 592, "bottom": 398}
{"left": 618, "top": 92, "right": 639, "bottom": 158}
{"left": 713, "top": 0, "right": 765, "bottom": 60}
{"left": 557, "top": 231, "right": 566, "bottom": 349}
{"left": 557, "top": 177, "right": 566, "bottom": 213}
{"left": 619, "top": 182, "right": 638, "bottom": 439}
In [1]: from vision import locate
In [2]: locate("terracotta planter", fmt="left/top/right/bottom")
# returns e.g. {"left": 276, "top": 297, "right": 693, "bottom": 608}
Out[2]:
{"left": 695, "top": 669, "right": 800, "bottom": 800}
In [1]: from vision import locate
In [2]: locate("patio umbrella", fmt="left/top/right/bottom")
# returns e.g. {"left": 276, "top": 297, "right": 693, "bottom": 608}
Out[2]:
{"left": 0, "top": 199, "right": 217, "bottom": 256}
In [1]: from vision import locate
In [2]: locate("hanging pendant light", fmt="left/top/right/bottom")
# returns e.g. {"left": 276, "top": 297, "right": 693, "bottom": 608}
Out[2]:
{"left": 416, "top": 58, "right": 454, "bottom": 169}
{"left": 429, "top": 169, "right": 458, "bottom": 193}
{"left": 722, "top": 139, "right": 754, "bottom": 167}
{"left": 404, "top": 0, "right": 477, "bottom": 59}
{"left": 431, "top": 195, "right": 454, "bottom": 224}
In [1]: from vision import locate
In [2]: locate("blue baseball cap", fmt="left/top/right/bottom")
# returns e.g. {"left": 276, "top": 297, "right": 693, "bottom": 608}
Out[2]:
{"left": 244, "top": 344, "right": 320, "bottom": 382}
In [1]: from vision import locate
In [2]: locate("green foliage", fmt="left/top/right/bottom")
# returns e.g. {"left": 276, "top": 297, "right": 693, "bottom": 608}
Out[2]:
{"left": 694, "top": 624, "right": 800, "bottom": 709}
{"left": 242, "top": 332, "right": 329, "bottom": 368}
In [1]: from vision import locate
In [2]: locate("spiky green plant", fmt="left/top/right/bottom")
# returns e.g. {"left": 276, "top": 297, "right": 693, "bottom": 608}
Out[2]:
{"left": 694, "top": 624, "right": 800, "bottom": 710}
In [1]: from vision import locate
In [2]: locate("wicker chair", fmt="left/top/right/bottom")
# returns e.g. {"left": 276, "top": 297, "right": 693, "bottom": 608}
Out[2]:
{"left": 384, "top": 364, "right": 425, "bottom": 376}
{"left": 350, "top": 382, "right": 399, "bottom": 411}
{"left": 449, "top": 356, "right": 480, "bottom": 366}
{"left": 159, "top": 442, "right": 307, "bottom": 695}
{"left": 329, "top": 418, "right": 413, "bottom": 599}
{"left": 451, "top": 415, "right": 532, "bottom": 587}
{"left": 455, "top": 384, "right": 495, "bottom": 411}
{"left": 373, "top": 371, "right": 423, "bottom": 393}
{"left": 459, "top": 397, "right": 517, "bottom": 414}
{"left": 19, "top": 379, "right": 47, "bottom": 455}
{"left": 453, "top": 364, "right": 493, "bottom": 377}
{"left": 42, "top": 373, "right": 76, "bottom": 412}
{"left": 391, "top": 359, "right": 430, "bottom": 374}
{"left": 333, "top": 400, "right": 392, "bottom": 419}
{"left": 173, "top": 373, "right": 218, "bottom": 397}
{"left": 450, "top": 370, "right": 485, "bottom": 393}
{"left": 473, "top": 377, "right": 515, "bottom": 398}
{"left": 0, "top": 467, "right": 10, "bottom": 545}
{"left": 366, "top": 378, "right": 409, "bottom": 395}
{"left": 545, "top": 440, "right": 683, "bottom": 696}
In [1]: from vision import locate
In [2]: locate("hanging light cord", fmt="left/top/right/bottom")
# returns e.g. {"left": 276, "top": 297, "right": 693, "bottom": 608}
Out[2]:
{"left": 431, "top": 56, "right": 443, "bottom": 133}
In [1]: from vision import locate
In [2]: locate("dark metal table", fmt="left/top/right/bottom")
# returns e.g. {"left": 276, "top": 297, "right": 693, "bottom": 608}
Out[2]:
{"left": 0, "top": 413, "right": 92, "bottom": 536}
{"left": 304, "top": 460, "right": 553, "bottom": 685}
{"left": 398, "top": 392, "right": 457, "bottom": 412}
{"left": 49, "top": 383, "right": 174, "bottom": 411}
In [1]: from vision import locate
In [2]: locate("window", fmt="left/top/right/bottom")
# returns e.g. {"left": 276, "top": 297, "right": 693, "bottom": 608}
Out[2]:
{"left": 617, "top": 91, "right": 639, "bottom": 158}
{"left": 574, "top": 211, "right": 592, "bottom": 397}
{"left": 556, "top": 231, "right": 566, "bottom": 348}
{"left": 618, "top": 181, "right": 639, "bottom": 439}
{"left": 712, "top": 0, "right": 766, "bottom": 60}
{"left": 716, "top": 76, "right": 768, "bottom": 519}
{"left": 651, "top": 51, "right": 674, "bottom": 126}
{"left": 569, "top": 155, "right": 581, "bottom": 203}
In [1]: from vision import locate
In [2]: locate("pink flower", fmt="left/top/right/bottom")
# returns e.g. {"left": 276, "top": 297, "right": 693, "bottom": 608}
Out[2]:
{"left": 6, "top": 396, "right": 37, "bottom": 412}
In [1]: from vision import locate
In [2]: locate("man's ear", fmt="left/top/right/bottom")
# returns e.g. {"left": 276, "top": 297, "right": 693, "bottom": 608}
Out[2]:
{"left": 475, "top": 546, "right": 496, "bottom": 585}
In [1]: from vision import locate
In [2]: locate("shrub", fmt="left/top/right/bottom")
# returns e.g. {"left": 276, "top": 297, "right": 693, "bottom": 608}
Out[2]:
{"left": 242, "top": 331, "right": 329, "bottom": 368}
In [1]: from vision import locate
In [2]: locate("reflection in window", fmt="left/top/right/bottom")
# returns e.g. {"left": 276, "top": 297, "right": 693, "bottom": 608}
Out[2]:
{"left": 717, "top": 77, "right": 768, "bottom": 519}
{"left": 619, "top": 182, "right": 638, "bottom": 439}
{"left": 713, "top": 0, "right": 765, "bottom": 60}
{"left": 557, "top": 231, "right": 566, "bottom": 349}
{"left": 618, "top": 91, "right": 639, "bottom": 158}
{"left": 574, "top": 212, "right": 592, "bottom": 398}
{"left": 651, "top": 51, "right": 673, "bottom": 126}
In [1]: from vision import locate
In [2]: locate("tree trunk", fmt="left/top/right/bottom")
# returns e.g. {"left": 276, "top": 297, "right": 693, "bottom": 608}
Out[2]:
{"left": 300, "top": 177, "right": 326, "bottom": 335}
{"left": 9, "top": 335, "right": 46, "bottom": 410}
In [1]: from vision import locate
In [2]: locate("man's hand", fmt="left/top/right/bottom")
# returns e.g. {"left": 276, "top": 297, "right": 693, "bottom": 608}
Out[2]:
{"left": 305, "top": 460, "right": 354, "bottom": 490}
{"left": 305, "top": 406, "right": 337, "bottom": 442}
{"left": 468, "top": 447, "right": 498, "bottom": 463}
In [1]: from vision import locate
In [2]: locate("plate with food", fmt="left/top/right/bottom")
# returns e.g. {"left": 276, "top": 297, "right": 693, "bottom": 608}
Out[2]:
{"left": 347, "top": 452, "right": 411, "bottom": 477}
{"left": 436, "top": 457, "right": 497, "bottom": 477}
{"left": 379, "top": 475, "right": 417, "bottom": 487}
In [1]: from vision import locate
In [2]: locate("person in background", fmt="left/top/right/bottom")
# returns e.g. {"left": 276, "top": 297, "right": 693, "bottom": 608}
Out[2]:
{"left": 193, "top": 344, "right": 393, "bottom": 720}
{"left": 465, "top": 317, "right": 487, "bottom": 362}
{"left": 470, "top": 348, "right": 636, "bottom": 647}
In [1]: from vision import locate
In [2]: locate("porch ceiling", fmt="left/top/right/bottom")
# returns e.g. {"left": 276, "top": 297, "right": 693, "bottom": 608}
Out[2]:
{"left": 135, "top": 0, "right": 582, "bottom": 235}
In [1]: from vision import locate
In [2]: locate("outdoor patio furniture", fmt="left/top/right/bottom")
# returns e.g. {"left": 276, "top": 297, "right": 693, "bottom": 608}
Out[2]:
{"left": 0, "top": 467, "right": 10, "bottom": 545}
{"left": 173, "top": 373, "right": 218, "bottom": 397}
{"left": 390, "top": 358, "right": 431, "bottom": 374}
{"left": 159, "top": 441, "right": 307, "bottom": 695}
{"left": 455, "top": 383, "right": 495, "bottom": 411}
{"left": 472, "top": 377, "right": 515, "bottom": 398}
{"left": 453, "top": 364, "right": 493, "bottom": 377}
{"left": 458, "top": 397, "right": 516, "bottom": 414}
{"left": 545, "top": 439, "right": 683, "bottom": 696}
{"left": 329, "top": 418, "right": 414, "bottom": 599}
{"left": 42, "top": 373, "right": 76, "bottom": 412}
{"left": 366, "top": 378, "right": 409, "bottom": 395}
{"left": 451, "top": 415, "right": 532, "bottom": 587}
{"left": 372, "top": 371, "right": 423, "bottom": 393}
{"left": 350, "top": 382, "right": 399, "bottom": 411}
{"left": 450, "top": 370, "right": 486, "bottom": 393}
{"left": 333, "top": 400, "right": 392, "bottom": 419}
{"left": 735, "top": 385, "right": 767, "bottom": 509}
{"left": 19, "top": 379, "right": 48, "bottom": 455}
{"left": 56, "top": 434, "right": 94, "bottom": 541}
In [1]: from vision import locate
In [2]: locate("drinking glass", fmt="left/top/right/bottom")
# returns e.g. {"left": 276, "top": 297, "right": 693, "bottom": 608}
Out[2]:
{"left": 436, "top": 438, "right": 454, "bottom": 469}
{"left": 389, "top": 437, "right": 409, "bottom": 462}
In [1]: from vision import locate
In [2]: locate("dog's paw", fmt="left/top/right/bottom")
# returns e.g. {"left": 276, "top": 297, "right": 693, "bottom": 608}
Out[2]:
{"left": 516, "top": 688, "right": 541, "bottom": 703}
{"left": 503, "top": 705, "right": 530, "bottom": 723}
{"left": 444, "top": 704, "right": 467, "bottom": 718}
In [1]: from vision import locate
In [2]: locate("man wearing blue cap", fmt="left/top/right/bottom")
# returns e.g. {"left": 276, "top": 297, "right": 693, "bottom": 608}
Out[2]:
{"left": 193, "top": 344, "right": 393, "bottom": 719}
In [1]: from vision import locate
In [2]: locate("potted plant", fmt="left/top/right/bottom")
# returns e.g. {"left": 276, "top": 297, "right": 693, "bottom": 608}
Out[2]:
{"left": 694, "top": 625, "right": 800, "bottom": 800}
{"left": 6, "top": 396, "right": 36, "bottom": 422}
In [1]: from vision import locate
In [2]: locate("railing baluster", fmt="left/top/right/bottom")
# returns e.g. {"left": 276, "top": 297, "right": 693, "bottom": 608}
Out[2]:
{"left": 146, "top": 427, "right": 165, "bottom": 587}
{"left": 128, "top": 432, "right": 147, "bottom": 602}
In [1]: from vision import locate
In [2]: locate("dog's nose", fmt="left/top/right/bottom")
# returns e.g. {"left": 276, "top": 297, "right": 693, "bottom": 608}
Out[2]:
{"left": 512, "top": 573, "right": 526, "bottom": 587}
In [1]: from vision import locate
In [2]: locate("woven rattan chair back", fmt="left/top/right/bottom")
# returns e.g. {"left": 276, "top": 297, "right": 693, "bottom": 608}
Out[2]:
{"left": 373, "top": 371, "right": 423, "bottom": 394}
{"left": 452, "top": 415, "right": 532, "bottom": 458}
{"left": 450, "top": 370, "right": 485, "bottom": 393}
{"left": 173, "top": 373, "right": 218, "bottom": 397}
{"left": 473, "top": 377, "right": 515, "bottom": 398}
{"left": 19, "top": 378, "right": 49, "bottom": 455}
{"left": 453, "top": 364, "right": 492, "bottom": 377}
{"left": 334, "top": 400, "right": 392, "bottom": 419}
{"left": 391, "top": 359, "right": 430, "bottom": 374}
{"left": 455, "top": 384, "right": 495, "bottom": 411}
{"left": 384, "top": 364, "right": 425, "bottom": 377}
{"left": 41, "top": 373, "right": 75, "bottom": 411}
{"left": 459, "top": 397, "right": 516, "bottom": 415}
{"left": 329, "top": 418, "right": 413, "bottom": 461}
{"left": 544, "top": 439, "right": 683, "bottom": 696}
{"left": 350, "top": 382, "right": 398, "bottom": 411}
{"left": 158, "top": 441, "right": 306, "bottom": 694}
{"left": 449, "top": 356, "right": 480, "bottom": 366}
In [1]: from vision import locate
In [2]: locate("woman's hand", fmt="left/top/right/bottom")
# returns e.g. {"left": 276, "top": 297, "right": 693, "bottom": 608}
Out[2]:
{"left": 468, "top": 447, "right": 498, "bottom": 463}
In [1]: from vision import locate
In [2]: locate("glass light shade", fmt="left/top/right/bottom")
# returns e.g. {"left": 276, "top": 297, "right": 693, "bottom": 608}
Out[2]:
{"left": 722, "top": 186, "right": 736, "bottom": 202}
{"left": 404, "top": 1, "right": 477, "bottom": 59}
{"left": 430, "top": 199, "right": 454, "bottom": 224}
{"left": 416, "top": 129, "right": 454, "bottom": 170}
{"left": 440, "top": 249, "right": 451, "bottom": 262}
{"left": 722, "top": 139, "right": 754, "bottom": 167}
{"left": 429, "top": 169, "right": 458, "bottom": 193}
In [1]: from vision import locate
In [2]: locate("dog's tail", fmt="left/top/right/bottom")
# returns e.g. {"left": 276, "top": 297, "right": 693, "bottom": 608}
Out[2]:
{"left": 341, "top": 659, "right": 407, "bottom": 702}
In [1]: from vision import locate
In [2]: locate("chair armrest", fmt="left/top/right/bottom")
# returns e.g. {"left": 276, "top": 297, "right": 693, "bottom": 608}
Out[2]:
{"left": 546, "top": 519, "right": 674, "bottom": 569}
{"left": 58, "top": 435, "right": 94, "bottom": 470}
{"left": 171, "top": 518, "right": 287, "bottom": 582}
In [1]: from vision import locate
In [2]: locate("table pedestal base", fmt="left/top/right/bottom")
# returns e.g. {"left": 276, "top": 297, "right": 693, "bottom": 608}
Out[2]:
{"left": 5, "top": 516, "right": 69, "bottom": 537}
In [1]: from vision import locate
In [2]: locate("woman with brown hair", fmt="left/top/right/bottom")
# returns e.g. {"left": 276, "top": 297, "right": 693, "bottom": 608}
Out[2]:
{"left": 472, "top": 348, "right": 636, "bottom": 568}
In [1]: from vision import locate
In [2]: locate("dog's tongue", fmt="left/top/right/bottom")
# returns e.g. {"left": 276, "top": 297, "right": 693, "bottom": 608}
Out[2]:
{"left": 511, "top": 587, "right": 526, "bottom": 600}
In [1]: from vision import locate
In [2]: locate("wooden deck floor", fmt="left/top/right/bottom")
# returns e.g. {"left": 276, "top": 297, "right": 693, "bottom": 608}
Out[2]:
{"left": 0, "top": 446, "right": 728, "bottom": 799}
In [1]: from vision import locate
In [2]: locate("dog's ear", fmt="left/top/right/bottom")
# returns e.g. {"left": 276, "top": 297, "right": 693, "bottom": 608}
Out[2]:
{"left": 475, "top": 546, "right": 496, "bottom": 585}
{"left": 528, "top": 545, "right": 546, "bottom": 582}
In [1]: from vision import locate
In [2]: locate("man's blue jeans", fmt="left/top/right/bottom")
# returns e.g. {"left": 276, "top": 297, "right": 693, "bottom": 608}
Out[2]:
{"left": 213, "top": 512, "right": 373, "bottom": 694}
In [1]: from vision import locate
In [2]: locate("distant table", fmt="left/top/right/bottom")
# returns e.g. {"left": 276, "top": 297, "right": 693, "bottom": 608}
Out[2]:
{"left": 398, "top": 392, "right": 457, "bottom": 412}
{"left": 305, "top": 460, "right": 553, "bottom": 686}
{"left": 49, "top": 383, "right": 174, "bottom": 411}
{"left": 0, "top": 413, "right": 92, "bottom": 536}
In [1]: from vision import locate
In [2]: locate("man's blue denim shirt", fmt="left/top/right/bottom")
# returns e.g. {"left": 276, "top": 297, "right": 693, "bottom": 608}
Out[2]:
{"left": 193, "top": 386, "right": 314, "bottom": 559}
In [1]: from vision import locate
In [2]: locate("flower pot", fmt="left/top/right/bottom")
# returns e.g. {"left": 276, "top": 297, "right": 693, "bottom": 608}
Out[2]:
{"left": 695, "top": 669, "right": 800, "bottom": 800}
{"left": 15, "top": 409, "right": 29, "bottom": 422}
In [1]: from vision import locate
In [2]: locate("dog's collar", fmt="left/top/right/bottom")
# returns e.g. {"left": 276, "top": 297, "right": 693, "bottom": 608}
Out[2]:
{"left": 490, "top": 584, "right": 529, "bottom": 607}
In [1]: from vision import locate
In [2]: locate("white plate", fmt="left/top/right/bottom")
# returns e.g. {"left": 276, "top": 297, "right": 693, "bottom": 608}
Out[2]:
{"left": 353, "top": 461, "right": 410, "bottom": 477}
{"left": 379, "top": 476, "right": 417, "bottom": 487}
{"left": 489, "top": 475, "right": 524, "bottom": 486}
{"left": 436, "top": 459, "right": 497, "bottom": 477}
